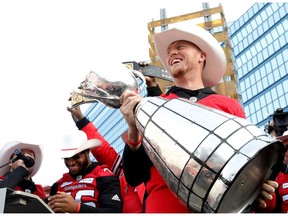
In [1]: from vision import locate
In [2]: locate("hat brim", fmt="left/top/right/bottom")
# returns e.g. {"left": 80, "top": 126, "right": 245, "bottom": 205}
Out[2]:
{"left": 60, "top": 139, "right": 102, "bottom": 159}
{"left": 0, "top": 141, "right": 43, "bottom": 177}
{"left": 153, "top": 26, "right": 226, "bottom": 87}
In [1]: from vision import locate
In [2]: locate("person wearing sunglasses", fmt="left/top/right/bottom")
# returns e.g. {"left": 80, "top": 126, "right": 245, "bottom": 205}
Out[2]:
{"left": 47, "top": 131, "right": 122, "bottom": 213}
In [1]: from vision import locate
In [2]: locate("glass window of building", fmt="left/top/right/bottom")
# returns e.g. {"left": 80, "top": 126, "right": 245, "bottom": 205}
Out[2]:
{"left": 247, "top": 61, "right": 253, "bottom": 71}
{"left": 252, "top": 56, "right": 258, "bottom": 68}
{"left": 257, "top": 52, "right": 264, "bottom": 64}
{"left": 279, "top": 95, "right": 287, "bottom": 108}
{"left": 257, "top": 81, "right": 263, "bottom": 92}
{"left": 262, "top": 76, "right": 269, "bottom": 89}
{"left": 271, "top": 58, "right": 278, "bottom": 70}
{"left": 271, "top": 3, "right": 279, "bottom": 12}
{"left": 274, "top": 100, "right": 280, "bottom": 110}
{"left": 279, "top": 64, "right": 286, "bottom": 77}
{"left": 259, "top": 95, "right": 266, "bottom": 107}
{"left": 260, "top": 10, "right": 268, "bottom": 20}
{"left": 255, "top": 42, "right": 262, "bottom": 53}
{"left": 268, "top": 44, "right": 275, "bottom": 56}
{"left": 262, "top": 47, "right": 269, "bottom": 60}
{"left": 276, "top": 23, "right": 285, "bottom": 36}
{"left": 265, "top": 62, "right": 272, "bottom": 74}
{"left": 266, "top": 33, "right": 273, "bottom": 44}
{"left": 255, "top": 99, "right": 260, "bottom": 111}
{"left": 276, "top": 52, "right": 284, "bottom": 66}
{"left": 273, "top": 38, "right": 280, "bottom": 51}
{"left": 260, "top": 37, "right": 268, "bottom": 48}
{"left": 279, "top": 5, "right": 286, "bottom": 18}
{"left": 256, "top": 111, "right": 263, "bottom": 122}
{"left": 271, "top": 28, "right": 279, "bottom": 40}
{"left": 267, "top": 73, "right": 275, "bottom": 85}
{"left": 273, "top": 10, "right": 280, "bottom": 22}
{"left": 279, "top": 34, "right": 286, "bottom": 47}
{"left": 250, "top": 46, "right": 257, "bottom": 56}
{"left": 276, "top": 84, "right": 284, "bottom": 97}
{"left": 266, "top": 5, "right": 273, "bottom": 17}
{"left": 251, "top": 84, "right": 258, "bottom": 96}
{"left": 265, "top": 92, "right": 272, "bottom": 104}
{"left": 247, "top": 87, "right": 253, "bottom": 99}
{"left": 282, "top": 19, "right": 287, "bottom": 31}
{"left": 262, "top": 20, "right": 270, "bottom": 32}
{"left": 268, "top": 16, "right": 275, "bottom": 28}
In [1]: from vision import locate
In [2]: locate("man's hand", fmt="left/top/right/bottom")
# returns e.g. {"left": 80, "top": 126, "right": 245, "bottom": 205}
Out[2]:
{"left": 138, "top": 61, "right": 158, "bottom": 88}
{"left": 120, "top": 90, "right": 143, "bottom": 150}
{"left": 257, "top": 180, "right": 278, "bottom": 208}
{"left": 48, "top": 192, "right": 79, "bottom": 213}
{"left": 67, "top": 106, "right": 84, "bottom": 122}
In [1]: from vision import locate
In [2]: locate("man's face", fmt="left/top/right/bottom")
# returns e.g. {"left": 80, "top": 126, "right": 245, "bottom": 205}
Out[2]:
{"left": 166, "top": 40, "right": 205, "bottom": 79}
{"left": 64, "top": 150, "right": 89, "bottom": 175}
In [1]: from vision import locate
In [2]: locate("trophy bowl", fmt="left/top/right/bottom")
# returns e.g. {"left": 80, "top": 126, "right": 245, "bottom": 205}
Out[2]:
{"left": 71, "top": 63, "right": 146, "bottom": 108}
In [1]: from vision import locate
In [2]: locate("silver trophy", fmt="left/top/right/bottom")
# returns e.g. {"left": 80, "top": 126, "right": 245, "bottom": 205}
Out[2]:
{"left": 134, "top": 96, "right": 283, "bottom": 213}
{"left": 71, "top": 64, "right": 146, "bottom": 108}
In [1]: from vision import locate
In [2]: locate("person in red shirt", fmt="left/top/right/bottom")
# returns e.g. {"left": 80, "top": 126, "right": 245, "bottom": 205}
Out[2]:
{"left": 67, "top": 106, "right": 145, "bottom": 213}
{"left": 47, "top": 131, "right": 122, "bottom": 213}
{"left": 258, "top": 117, "right": 288, "bottom": 213}
{"left": 119, "top": 25, "right": 279, "bottom": 213}
{"left": 0, "top": 141, "right": 46, "bottom": 200}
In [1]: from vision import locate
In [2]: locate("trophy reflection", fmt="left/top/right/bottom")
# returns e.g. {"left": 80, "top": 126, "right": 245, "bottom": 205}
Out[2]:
{"left": 71, "top": 64, "right": 145, "bottom": 108}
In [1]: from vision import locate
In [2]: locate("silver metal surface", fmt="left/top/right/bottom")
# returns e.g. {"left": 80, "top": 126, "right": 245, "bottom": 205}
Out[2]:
{"left": 135, "top": 96, "right": 282, "bottom": 213}
{"left": 71, "top": 66, "right": 146, "bottom": 108}
{"left": 122, "top": 61, "right": 174, "bottom": 82}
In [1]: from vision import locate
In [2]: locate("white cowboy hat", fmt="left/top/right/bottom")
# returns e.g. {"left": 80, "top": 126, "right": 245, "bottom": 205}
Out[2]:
{"left": 60, "top": 130, "right": 102, "bottom": 159}
{"left": 0, "top": 141, "right": 43, "bottom": 177}
{"left": 153, "top": 25, "right": 226, "bottom": 87}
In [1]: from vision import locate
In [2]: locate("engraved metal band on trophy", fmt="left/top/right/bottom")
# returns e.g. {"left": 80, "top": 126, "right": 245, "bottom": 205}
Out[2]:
{"left": 123, "top": 61, "right": 174, "bottom": 82}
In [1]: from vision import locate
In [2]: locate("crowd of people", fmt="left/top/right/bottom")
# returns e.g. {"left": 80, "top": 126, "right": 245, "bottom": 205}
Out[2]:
{"left": 0, "top": 24, "right": 287, "bottom": 213}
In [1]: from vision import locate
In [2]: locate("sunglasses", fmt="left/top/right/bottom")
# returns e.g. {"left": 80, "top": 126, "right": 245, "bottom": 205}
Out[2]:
{"left": 65, "top": 150, "right": 87, "bottom": 161}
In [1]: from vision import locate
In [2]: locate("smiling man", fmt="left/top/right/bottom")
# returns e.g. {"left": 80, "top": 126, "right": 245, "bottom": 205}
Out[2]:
{"left": 47, "top": 131, "right": 122, "bottom": 213}
{"left": 119, "top": 25, "right": 279, "bottom": 213}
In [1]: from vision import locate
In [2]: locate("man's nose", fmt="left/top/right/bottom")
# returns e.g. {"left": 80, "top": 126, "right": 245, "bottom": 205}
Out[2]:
{"left": 169, "top": 48, "right": 178, "bottom": 56}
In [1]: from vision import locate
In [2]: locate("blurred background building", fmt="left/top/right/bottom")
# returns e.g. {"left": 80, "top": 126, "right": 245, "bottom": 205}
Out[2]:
{"left": 228, "top": 3, "right": 288, "bottom": 131}
{"left": 84, "top": 2, "right": 288, "bottom": 156}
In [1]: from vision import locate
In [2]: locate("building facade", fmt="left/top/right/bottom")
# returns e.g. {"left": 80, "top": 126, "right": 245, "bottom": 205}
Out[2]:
{"left": 228, "top": 2, "right": 288, "bottom": 130}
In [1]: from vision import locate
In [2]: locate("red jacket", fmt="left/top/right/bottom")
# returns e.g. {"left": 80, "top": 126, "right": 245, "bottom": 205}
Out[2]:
{"left": 275, "top": 172, "right": 288, "bottom": 212}
{"left": 51, "top": 162, "right": 122, "bottom": 213}
{"left": 77, "top": 119, "right": 144, "bottom": 213}
{"left": 259, "top": 171, "right": 288, "bottom": 213}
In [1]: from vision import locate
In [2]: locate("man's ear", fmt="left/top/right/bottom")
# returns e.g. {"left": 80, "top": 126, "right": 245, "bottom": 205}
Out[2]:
{"left": 199, "top": 52, "right": 207, "bottom": 62}
{"left": 199, "top": 52, "right": 207, "bottom": 69}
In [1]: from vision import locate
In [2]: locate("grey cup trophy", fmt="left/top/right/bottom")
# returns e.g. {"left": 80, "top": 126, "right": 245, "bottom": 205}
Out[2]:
{"left": 71, "top": 64, "right": 146, "bottom": 108}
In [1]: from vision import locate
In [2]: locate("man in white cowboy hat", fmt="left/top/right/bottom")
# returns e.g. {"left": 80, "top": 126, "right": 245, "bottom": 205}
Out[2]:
{"left": 0, "top": 141, "right": 46, "bottom": 200}
{"left": 67, "top": 105, "right": 145, "bottom": 213}
{"left": 47, "top": 130, "right": 122, "bottom": 213}
{"left": 119, "top": 25, "right": 278, "bottom": 212}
